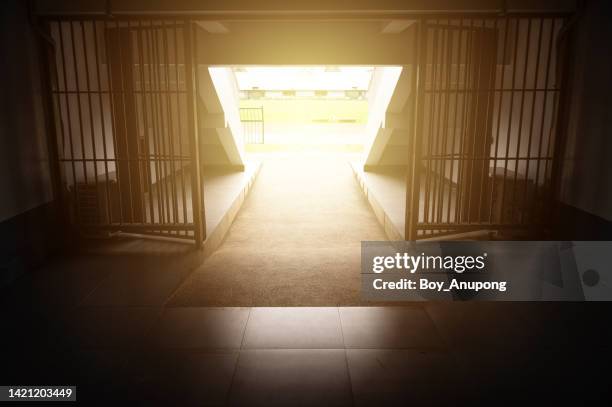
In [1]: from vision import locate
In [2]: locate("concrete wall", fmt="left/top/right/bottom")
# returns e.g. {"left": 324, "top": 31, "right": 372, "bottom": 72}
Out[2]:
{"left": 375, "top": 66, "right": 415, "bottom": 166}
{"left": 195, "top": 64, "right": 244, "bottom": 168}
{"left": 0, "top": 0, "right": 60, "bottom": 286}
{"left": 560, "top": 0, "right": 612, "bottom": 221}
{"left": 208, "top": 67, "right": 245, "bottom": 164}
{"left": 362, "top": 67, "right": 403, "bottom": 166}
{"left": 0, "top": 1, "right": 53, "bottom": 222}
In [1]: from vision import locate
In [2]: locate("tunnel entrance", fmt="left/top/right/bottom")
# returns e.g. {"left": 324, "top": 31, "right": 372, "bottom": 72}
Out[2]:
{"left": 43, "top": 14, "right": 569, "bottom": 247}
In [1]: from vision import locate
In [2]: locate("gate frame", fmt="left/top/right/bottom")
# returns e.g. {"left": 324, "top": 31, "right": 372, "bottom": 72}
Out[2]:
{"left": 404, "top": 12, "right": 574, "bottom": 240}
{"left": 41, "top": 16, "right": 207, "bottom": 247}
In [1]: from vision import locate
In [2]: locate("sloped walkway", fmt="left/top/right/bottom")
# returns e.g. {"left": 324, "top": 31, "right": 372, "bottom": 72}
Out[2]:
{"left": 168, "top": 153, "right": 387, "bottom": 306}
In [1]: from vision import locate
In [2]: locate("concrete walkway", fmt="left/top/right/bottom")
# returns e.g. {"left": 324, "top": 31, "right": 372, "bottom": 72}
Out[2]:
{"left": 169, "top": 153, "right": 387, "bottom": 306}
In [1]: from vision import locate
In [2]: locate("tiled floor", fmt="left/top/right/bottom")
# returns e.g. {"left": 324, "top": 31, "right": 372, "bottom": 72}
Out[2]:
{"left": 2, "top": 302, "right": 612, "bottom": 405}
{"left": 2, "top": 250, "right": 612, "bottom": 405}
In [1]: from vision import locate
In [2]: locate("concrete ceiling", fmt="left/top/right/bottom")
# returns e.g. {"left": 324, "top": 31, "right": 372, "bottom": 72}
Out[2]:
{"left": 36, "top": 0, "right": 576, "bottom": 66}
{"left": 36, "top": 0, "right": 576, "bottom": 17}
{"left": 193, "top": 21, "right": 418, "bottom": 65}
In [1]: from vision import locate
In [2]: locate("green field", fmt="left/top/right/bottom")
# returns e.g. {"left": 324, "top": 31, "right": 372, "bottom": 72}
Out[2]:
{"left": 239, "top": 99, "right": 368, "bottom": 125}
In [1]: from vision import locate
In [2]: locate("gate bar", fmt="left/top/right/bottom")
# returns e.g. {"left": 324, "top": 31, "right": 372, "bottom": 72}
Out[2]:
{"left": 173, "top": 21, "right": 189, "bottom": 235}
{"left": 186, "top": 20, "right": 205, "bottom": 245}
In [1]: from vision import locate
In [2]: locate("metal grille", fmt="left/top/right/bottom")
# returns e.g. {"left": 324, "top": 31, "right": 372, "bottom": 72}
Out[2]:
{"left": 240, "top": 107, "right": 265, "bottom": 144}
{"left": 46, "top": 18, "right": 204, "bottom": 242}
{"left": 406, "top": 16, "right": 567, "bottom": 239}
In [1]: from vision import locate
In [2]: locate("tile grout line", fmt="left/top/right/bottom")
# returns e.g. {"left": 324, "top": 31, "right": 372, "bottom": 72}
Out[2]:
{"left": 422, "top": 306, "right": 453, "bottom": 351}
{"left": 75, "top": 269, "right": 114, "bottom": 308}
{"left": 337, "top": 306, "right": 356, "bottom": 407}
{"left": 224, "top": 306, "right": 252, "bottom": 406}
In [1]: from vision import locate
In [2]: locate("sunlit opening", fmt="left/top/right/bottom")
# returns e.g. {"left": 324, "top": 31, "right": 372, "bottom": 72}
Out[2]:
{"left": 225, "top": 66, "right": 401, "bottom": 154}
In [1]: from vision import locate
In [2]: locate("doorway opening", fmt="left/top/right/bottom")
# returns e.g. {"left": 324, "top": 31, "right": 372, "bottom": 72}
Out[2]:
{"left": 235, "top": 66, "right": 374, "bottom": 152}
{"left": 207, "top": 65, "right": 402, "bottom": 159}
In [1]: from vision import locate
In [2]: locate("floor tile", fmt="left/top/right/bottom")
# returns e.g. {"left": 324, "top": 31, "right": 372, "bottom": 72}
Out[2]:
{"left": 81, "top": 256, "right": 194, "bottom": 306}
{"left": 339, "top": 306, "right": 445, "bottom": 349}
{"left": 518, "top": 302, "right": 612, "bottom": 349}
{"left": 229, "top": 349, "right": 352, "bottom": 406}
{"left": 150, "top": 307, "right": 249, "bottom": 349}
{"left": 0, "top": 308, "right": 71, "bottom": 349}
{"left": 0, "top": 255, "right": 112, "bottom": 309}
{"left": 243, "top": 307, "right": 343, "bottom": 349}
{"left": 347, "top": 349, "right": 463, "bottom": 406}
{"left": 0, "top": 349, "right": 132, "bottom": 403}
{"left": 449, "top": 346, "right": 611, "bottom": 404}
{"left": 425, "top": 302, "right": 538, "bottom": 350}
{"left": 64, "top": 307, "right": 160, "bottom": 349}
{"left": 124, "top": 350, "right": 239, "bottom": 406}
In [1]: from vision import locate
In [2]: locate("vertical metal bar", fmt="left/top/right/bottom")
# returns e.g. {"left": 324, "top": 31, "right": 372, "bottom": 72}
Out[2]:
{"left": 133, "top": 22, "right": 149, "bottom": 225}
{"left": 161, "top": 21, "right": 180, "bottom": 230}
{"left": 423, "top": 20, "right": 440, "bottom": 234}
{"left": 79, "top": 21, "right": 100, "bottom": 223}
{"left": 112, "top": 20, "right": 137, "bottom": 223}
{"left": 49, "top": 22, "right": 67, "bottom": 155}
{"left": 261, "top": 106, "right": 265, "bottom": 143}
{"left": 542, "top": 90, "right": 559, "bottom": 204}
{"left": 56, "top": 21, "right": 80, "bottom": 223}
{"left": 544, "top": 91, "right": 560, "bottom": 225}
{"left": 149, "top": 21, "right": 167, "bottom": 225}
{"left": 464, "top": 18, "right": 487, "bottom": 224}
{"left": 127, "top": 20, "right": 148, "bottom": 224}
{"left": 521, "top": 18, "right": 545, "bottom": 225}
{"left": 488, "top": 16, "right": 511, "bottom": 223}
{"left": 509, "top": 18, "right": 533, "bottom": 223}
{"left": 455, "top": 19, "right": 476, "bottom": 224}
{"left": 172, "top": 21, "right": 188, "bottom": 230}
{"left": 145, "top": 22, "right": 165, "bottom": 228}
{"left": 532, "top": 18, "right": 557, "bottom": 223}
{"left": 499, "top": 18, "right": 522, "bottom": 225}
{"left": 103, "top": 20, "right": 125, "bottom": 224}
{"left": 68, "top": 21, "right": 89, "bottom": 186}
{"left": 548, "top": 17, "right": 572, "bottom": 229}
{"left": 446, "top": 18, "right": 467, "bottom": 223}
{"left": 429, "top": 23, "right": 443, "bottom": 229}
{"left": 436, "top": 22, "right": 454, "bottom": 225}
{"left": 135, "top": 20, "right": 156, "bottom": 226}
{"left": 406, "top": 19, "right": 424, "bottom": 240}
{"left": 476, "top": 19, "right": 500, "bottom": 221}
{"left": 151, "top": 21, "right": 171, "bottom": 227}
{"left": 91, "top": 21, "right": 113, "bottom": 225}
{"left": 186, "top": 20, "right": 205, "bottom": 245}
{"left": 539, "top": 18, "right": 562, "bottom": 227}
{"left": 431, "top": 21, "right": 446, "bottom": 232}
{"left": 431, "top": 23, "right": 448, "bottom": 227}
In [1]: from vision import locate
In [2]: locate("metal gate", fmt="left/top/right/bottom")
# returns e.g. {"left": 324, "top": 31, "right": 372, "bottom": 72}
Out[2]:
{"left": 240, "top": 107, "right": 265, "bottom": 144}
{"left": 406, "top": 15, "right": 568, "bottom": 239}
{"left": 45, "top": 18, "right": 204, "bottom": 243}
